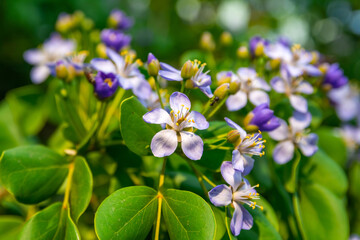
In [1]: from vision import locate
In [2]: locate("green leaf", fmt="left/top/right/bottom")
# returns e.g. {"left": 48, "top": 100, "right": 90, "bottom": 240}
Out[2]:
{"left": 301, "top": 150, "right": 348, "bottom": 197}
{"left": 298, "top": 183, "right": 349, "bottom": 240}
{"left": 349, "top": 161, "right": 360, "bottom": 199}
{"left": 20, "top": 202, "right": 80, "bottom": 240}
{"left": 120, "top": 96, "right": 161, "bottom": 156}
{"left": 6, "top": 85, "right": 47, "bottom": 136}
{"left": 70, "top": 157, "right": 93, "bottom": 222}
{"left": 95, "top": 186, "right": 158, "bottom": 240}
{"left": 162, "top": 189, "right": 216, "bottom": 240}
{"left": 283, "top": 151, "right": 301, "bottom": 193}
{"left": 211, "top": 206, "right": 226, "bottom": 240}
{"left": 0, "top": 145, "right": 69, "bottom": 204}
{"left": 0, "top": 216, "right": 24, "bottom": 240}
{"left": 315, "top": 127, "right": 347, "bottom": 166}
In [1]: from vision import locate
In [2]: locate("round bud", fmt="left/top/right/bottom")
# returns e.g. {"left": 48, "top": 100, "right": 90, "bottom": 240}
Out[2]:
{"left": 227, "top": 130, "right": 242, "bottom": 147}
{"left": 237, "top": 46, "right": 249, "bottom": 59}
{"left": 214, "top": 84, "right": 229, "bottom": 100}
{"left": 96, "top": 43, "right": 107, "bottom": 58}
{"left": 56, "top": 62, "right": 68, "bottom": 80}
{"left": 200, "top": 32, "right": 215, "bottom": 52}
{"left": 254, "top": 43, "right": 265, "bottom": 57}
{"left": 229, "top": 81, "right": 240, "bottom": 94}
{"left": 181, "top": 60, "right": 194, "bottom": 79}
{"left": 185, "top": 79, "right": 194, "bottom": 89}
{"left": 220, "top": 32, "right": 233, "bottom": 46}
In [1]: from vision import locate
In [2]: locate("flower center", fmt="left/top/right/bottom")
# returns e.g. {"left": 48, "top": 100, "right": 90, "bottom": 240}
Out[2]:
{"left": 104, "top": 78, "right": 113, "bottom": 87}
{"left": 238, "top": 130, "right": 266, "bottom": 157}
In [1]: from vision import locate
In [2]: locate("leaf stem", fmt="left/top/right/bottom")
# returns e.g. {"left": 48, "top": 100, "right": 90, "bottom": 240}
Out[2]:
{"left": 186, "top": 159, "right": 211, "bottom": 196}
{"left": 154, "top": 157, "right": 167, "bottom": 240}
{"left": 62, "top": 162, "right": 75, "bottom": 209}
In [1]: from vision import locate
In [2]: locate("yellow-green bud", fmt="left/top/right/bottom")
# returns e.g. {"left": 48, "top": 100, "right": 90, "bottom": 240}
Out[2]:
{"left": 148, "top": 76, "right": 156, "bottom": 90}
{"left": 318, "top": 63, "right": 329, "bottom": 74}
{"left": 200, "top": 32, "right": 215, "bottom": 52}
{"left": 185, "top": 79, "right": 195, "bottom": 89}
{"left": 181, "top": 60, "right": 195, "bottom": 79}
{"left": 108, "top": 15, "right": 118, "bottom": 29}
{"left": 269, "top": 59, "right": 280, "bottom": 70}
{"left": 237, "top": 46, "right": 249, "bottom": 59}
{"left": 82, "top": 18, "right": 94, "bottom": 31}
{"left": 56, "top": 63, "right": 68, "bottom": 80}
{"left": 66, "top": 65, "right": 77, "bottom": 82}
{"left": 96, "top": 43, "right": 107, "bottom": 58}
{"left": 218, "top": 76, "right": 231, "bottom": 86}
{"left": 148, "top": 60, "right": 160, "bottom": 76}
{"left": 254, "top": 43, "right": 265, "bottom": 57}
{"left": 243, "top": 112, "right": 258, "bottom": 132}
{"left": 220, "top": 32, "right": 233, "bottom": 46}
{"left": 73, "top": 11, "right": 85, "bottom": 26}
{"left": 229, "top": 81, "right": 240, "bottom": 94}
{"left": 214, "top": 84, "right": 229, "bottom": 100}
{"left": 227, "top": 130, "right": 242, "bottom": 147}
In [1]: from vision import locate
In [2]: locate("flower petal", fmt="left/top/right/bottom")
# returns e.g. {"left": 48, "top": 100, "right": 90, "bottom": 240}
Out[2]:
{"left": 289, "top": 94, "right": 308, "bottom": 113}
{"left": 170, "top": 92, "right": 191, "bottom": 113}
{"left": 221, "top": 161, "right": 242, "bottom": 190}
{"left": 151, "top": 130, "right": 178, "bottom": 157}
{"left": 268, "top": 119, "right": 289, "bottom": 141}
{"left": 242, "top": 155, "right": 255, "bottom": 176}
{"left": 186, "top": 111, "right": 209, "bottom": 130}
{"left": 23, "top": 49, "right": 45, "bottom": 65}
{"left": 132, "top": 78, "right": 152, "bottom": 99}
{"left": 289, "top": 111, "right": 312, "bottom": 132}
{"left": 180, "top": 131, "right": 203, "bottom": 160}
{"left": 253, "top": 78, "right": 271, "bottom": 91}
{"left": 159, "top": 70, "right": 183, "bottom": 81}
{"left": 298, "top": 133, "right": 318, "bottom": 157}
{"left": 143, "top": 108, "right": 172, "bottom": 125}
{"left": 225, "top": 117, "right": 247, "bottom": 139}
{"left": 304, "top": 65, "right": 322, "bottom": 77}
{"left": 208, "top": 184, "right": 232, "bottom": 207}
{"left": 231, "top": 202, "right": 244, "bottom": 236}
{"left": 232, "top": 151, "right": 254, "bottom": 176}
{"left": 273, "top": 140, "right": 295, "bottom": 164}
{"left": 90, "top": 58, "right": 116, "bottom": 73}
{"left": 249, "top": 90, "right": 270, "bottom": 106}
{"left": 106, "top": 47, "right": 125, "bottom": 70}
{"left": 160, "top": 62, "right": 180, "bottom": 73}
{"left": 226, "top": 91, "right": 247, "bottom": 111}
{"left": 270, "top": 77, "right": 286, "bottom": 93}
{"left": 296, "top": 81, "right": 313, "bottom": 94}
{"left": 30, "top": 65, "right": 51, "bottom": 84}
{"left": 240, "top": 204, "right": 253, "bottom": 230}
{"left": 199, "top": 86, "right": 214, "bottom": 98}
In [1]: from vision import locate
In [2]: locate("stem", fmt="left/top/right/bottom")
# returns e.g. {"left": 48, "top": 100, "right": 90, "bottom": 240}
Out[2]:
{"left": 206, "top": 97, "right": 227, "bottom": 119}
{"left": 63, "top": 162, "right": 75, "bottom": 209}
{"left": 154, "top": 157, "right": 167, "bottom": 240}
{"left": 155, "top": 76, "right": 164, "bottom": 109}
{"left": 97, "top": 88, "right": 125, "bottom": 139}
{"left": 201, "top": 99, "right": 212, "bottom": 115}
{"left": 180, "top": 80, "right": 185, "bottom": 93}
{"left": 186, "top": 159, "right": 209, "bottom": 196}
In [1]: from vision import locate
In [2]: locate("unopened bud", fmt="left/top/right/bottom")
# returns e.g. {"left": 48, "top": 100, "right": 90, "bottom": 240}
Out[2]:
{"left": 147, "top": 53, "right": 160, "bottom": 76}
{"left": 227, "top": 130, "right": 242, "bottom": 147}
{"left": 269, "top": 59, "right": 280, "bottom": 70}
{"left": 220, "top": 32, "right": 233, "bottom": 46}
{"left": 214, "top": 84, "right": 229, "bottom": 100}
{"left": 96, "top": 43, "right": 107, "bottom": 58}
{"left": 218, "top": 73, "right": 231, "bottom": 86}
{"left": 200, "top": 32, "right": 215, "bottom": 52}
{"left": 237, "top": 46, "right": 249, "bottom": 59}
{"left": 244, "top": 112, "right": 259, "bottom": 132}
{"left": 229, "top": 81, "right": 240, "bottom": 94}
{"left": 148, "top": 76, "right": 156, "bottom": 90}
{"left": 318, "top": 63, "right": 329, "bottom": 74}
{"left": 185, "top": 79, "right": 194, "bottom": 89}
{"left": 310, "top": 51, "right": 320, "bottom": 65}
{"left": 56, "top": 61, "right": 68, "bottom": 80}
{"left": 66, "top": 65, "right": 77, "bottom": 82}
{"left": 255, "top": 43, "right": 265, "bottom": 57}
{"left": 181, "top": 60, "right": 195, "bottom": 79}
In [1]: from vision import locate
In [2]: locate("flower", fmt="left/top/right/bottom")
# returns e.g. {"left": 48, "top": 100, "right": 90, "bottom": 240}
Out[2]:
{"left": 147, "top": 53, "right": 160, "bottom": 76}
{"left": 226, "top": 68, "right": 270, "bottom": 111}
{"left": 225, "top": 117, "right": 266, "bottom": 175}
{"left": 93, "top": 71, "right": 119, "bottom": 99}
{"left": 322, "top": 63, "right": 348, "bottom": 89}
{"left": 265, "top": 43, "right": 321, "bottom": 78}
{"left": 328, "top": 84, "right": 360, "bottom": 122}
{"left": 23, "top": 34, "right": 75, "bottom": 84}
{"left": 108, "top": 9, "right": 133, "bottom": 30}
{"left": 209, "top": 161, "right": 262, "bottom": 236}
{"left": 249, "top": 36, "right": 268, "bottom": 57}
{"left": 49, "top": 51, "right": 88, "bottom": 80}
{"left": 143, "top": 92, "right": 209, "bottom": 160}
{"left": 100, "top": 29, "right": 131, "bottom": 52}
{"left": 268, "top": 111, "right": 318, "bottom": 164}
{"left": 244, "top": 103, "right": 281, "bottom": 132}
{"left": 158, "top": 60, "right": 213, "bottom": 98}
{"left": 271, "top": 68, "right": 314, "bottom": 113}
{"left": 90, "top": 48, "right": 151, "bottom": 99}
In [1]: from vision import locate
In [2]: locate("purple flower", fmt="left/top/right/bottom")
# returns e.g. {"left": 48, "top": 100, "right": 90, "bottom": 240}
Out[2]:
{"left": 269, "top": 111, "right": 318, "bottom": 164}
{"left": 244, "top": 104, "right": 281, "bottom": 132}
{"left": 48, "top": 51, "right": 88, "bottom": 78}
{"left": 271, "top": 68, "right": 314, "bottom": 113}
{"left": 209, "top": 161, "right": 261, "bottom": 236}
{"left": 143, "top": 92, "right": 209, "bottom": 160}
{"left": 93, "top": 71, "right": 119, "bottom": 99}
{"left": 24, "top": 34, "right": 75, "bottom": 84}
{"left": 323, "top": 63, "right": 348, "bottom": 89}
{"left": 225, "top": 117, "right": 265, "bottom": 175}
{"left": 108, "top": 9, "right": 133, "bottom": 30}
{"left": 90, "top": 48, "right": 151, "bottom": 99}
{"left": 249, "top": 36, "right": 269, "bottom": 57}
{"left": 226, "top": 68, "right": 270, "bottom": 111}
{"left": 158, "top": 60, "right": 213, "bottom": 98}
{"left": 265, "top": 43, "right": 321, "bottom": 77}
{"left": 100, "top": 29, "right": 131, "bottom": 52}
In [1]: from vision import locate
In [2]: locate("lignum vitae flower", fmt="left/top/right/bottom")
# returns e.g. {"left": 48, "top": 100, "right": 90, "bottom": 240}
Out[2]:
{"left": 100, "top": 29, "right": 131, "bottom": 52}
{"left": 90, "top": 48, "right": 151, "bottom": 99}
{"left": 158, "top": 60, "right": 213, "bottom": 98}
{"left": 209, "top": 161, "right": 262, "bottom": 236}
{"left": 49, "top": 51, "right": 88, "bottom": 80}
{"left": 269, "top": 111, "right": 318, "bottom": 164}
{"left": 265, "top": 43, "right": 321, "bottom": 78}
{"left": 225, "top": 117, "right": 266, "bottom": 175}
{"left": 107, "top": 9, "right": 133, "bottom": 30}
{"left": 321, "top": 63, "right": 348, "bottom": 90}
{"left": 271, "top": 68, "right": 314, "bottom": 113}
{"left": 244, "top": 103, "right": 281, "bottom": 132}
{"left": 249, "top": 36, "right": 269, "bottom": 58}
{"left": 226, "top": 67, "right": 271, "bottom": 111}
{"left": 143, "top": 92, "right": 209, "bottom": 160}
{"left": 24, "top": 34, "right": 75, "bottom": 84}
{"left": 93, "top": 71, "right": 119, "bottom": 100}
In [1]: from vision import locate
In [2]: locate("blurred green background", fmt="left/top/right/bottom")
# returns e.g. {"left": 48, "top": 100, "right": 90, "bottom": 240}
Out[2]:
{"left": 1, "top": 0, "right": 360, "bottom": 99}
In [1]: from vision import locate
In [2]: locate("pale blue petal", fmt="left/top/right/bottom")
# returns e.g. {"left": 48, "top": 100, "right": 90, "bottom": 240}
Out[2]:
{"left": 240, "top": 204, "right": 253, "bottom": 230}
{"left": 208, "top": 184, "right": 232, "bottom": 207}
{"left": 226, "top": 91, "right": 247, "bottom": 111}
{"left": 249, "top": 90, "right": 270, "bottom": 106}
{"left": 298, "top": 133, "right": 318, "bottom": 157}
{"left": 30, "top": 65, "right": 51, "bottom": 84}
{"left": 159, "top": 70, "right": 183, "bottom": 81}
{"left": 268, "top": 119, "right": 289, "bottom": 141}
{"left": 151, "top": 130, "right": 178, "bottom": 157}
{"left": 225, "top": 117, "right": 247, "bottom": 139}
{"left": 180, "top": 131, "right": 203, "bottom": 160}
{"left": 170, "top": 92, "right": 191, "bottom": 113}
{"left": 106, "top": 48, "right": 125, "bottom": 70}
{"left": 221, "top": 160, "right": 242, "bottom": 190}
{"left": 24, "top": 49, "right": 45, "bottom": 65}
{"left": 296, "top": 81, "right": 313, "bottom": 94}
{"left": 143, "top": 108, "right": 172, "bottom": 125}
{"left": 199, "top": 86, "right": 214, "bottom": 98}
{"left": 273, "top": 140, "right": 295, "bottom": 164}
{"left": 289, "top": 94, "right": 308, "bottom": 113}
{"left": 186, "top": 111, "right": 209, "bottom": 130}
{"left": 289, "top": 111, "right": 312, "bottom": 132}
{"left": 270, "top": 77, "right": 286, "bottom": 93}
{"left": 90, "top": 58, "right": 116, "bottom": 73}
{"left": 231, "top": 202, "right": 244, "bottom": 236}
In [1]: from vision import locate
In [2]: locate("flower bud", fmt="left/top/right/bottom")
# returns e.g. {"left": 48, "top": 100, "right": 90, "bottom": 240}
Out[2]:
{"left": 244, "top": 104, "right": 280, "bottom": 132}
{"left": 55, "top": 61, "right": 68, "bottom": 80}
{"left": 185, "top": 79, "right": 195, "bottom": 89}
{"left": 101, "top": 29, "right": 131, "bottom": 52}
{"left": 181, "top": 60, "right": 195, "bottom": 79}
{"left": 322, "top": 63, "right": 348, "bottom": 89}
{"left": 200, "top": 32, "right": 215, "bottom": 52}
{"left": 107, "top": 10, "right": 133, "bottom": 30}
{"left": 269, "top": 59, "right": 280, "bottom": 70}
{"left": 96, "top": 43, "right": 107, "bottom": 58}
{"left": 147, "top": 53, "right": 160, "bottom": 76}
{"left": 227, "top": 130, "right": 242, "bottom": 147}
{"left": 55, "top": 13, "right": 74, "bottom": 34}
{"left": 249, "top": 36, "right": 268, "bottom": 58}
{"left": 217, "top": 72, "right": 232, "bottom": 86}
{"left": 220, "top": 32, "right": 233, "bottom": 46}
{"left": 237, "top": 46, "right": 249, "bottom": 59}
{"left": 229, "top": 81, "right": 240, "bottom": 94}
{"left": 214, "top": 83, "right": 229, "bottom": 100}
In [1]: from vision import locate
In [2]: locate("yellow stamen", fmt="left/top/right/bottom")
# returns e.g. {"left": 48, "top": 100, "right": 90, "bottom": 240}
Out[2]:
{"left": 104, "top": 78, "right": 113, "bottom": 87}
